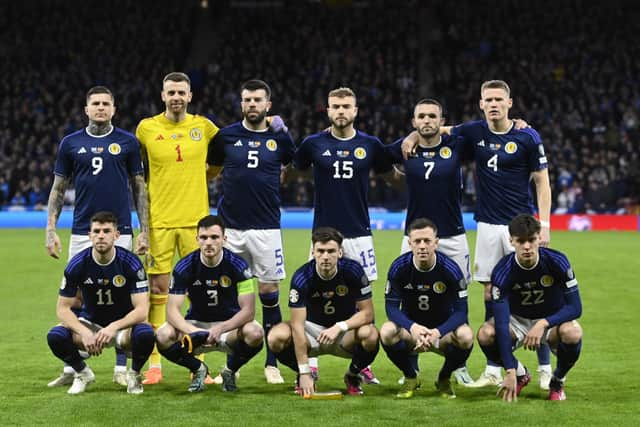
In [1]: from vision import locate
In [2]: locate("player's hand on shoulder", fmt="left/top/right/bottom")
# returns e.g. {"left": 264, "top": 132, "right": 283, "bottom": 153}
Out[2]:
{"left": 400, "top": 131, "right": 419, "bottom": 160}
{"left": 46, "top": 229, "right": 62, "bottom": 259}
{"left": 512, "top": 118, "right": 530, "bottom": 130}
{"left": 267, "top": 115, "right": 288, "bottom": 133}
{"left": 539, "top": 227, "right": 550, "bottom": 247}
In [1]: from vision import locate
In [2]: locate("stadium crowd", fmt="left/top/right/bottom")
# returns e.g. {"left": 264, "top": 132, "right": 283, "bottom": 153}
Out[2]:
{"left": 2, "top": 0, "right": 638, "bottom": 214}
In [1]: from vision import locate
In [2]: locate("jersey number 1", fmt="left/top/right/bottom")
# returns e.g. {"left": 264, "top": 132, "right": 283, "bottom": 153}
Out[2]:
{"left": 175, "top": 145, "right": 183, "bottom": 162}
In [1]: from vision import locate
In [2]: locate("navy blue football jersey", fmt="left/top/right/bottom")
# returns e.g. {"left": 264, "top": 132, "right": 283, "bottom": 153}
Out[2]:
{"left": 385, "top": 251, "right": 468, "bottom": 335}
{"left": 288, "top": 258, "right": 371, "bottom": 327}
{"left": 60, "top": 246, "right": 148, "bottom": 327}
{"left": 54, "top": 127, "right": 143, "bottom": 234}
{"left": 490, "top": 247, "right": 580, "bottom": 323}
{"left": 387, "top": 134, "right": 471, "bottom": 237}
{"left": 170, "top": 248, "right": 254, "bottom": 322}
{"left": 451, "top": 121, "right": 547, "bottom": 224}
{"left": 208, "top": 122, "right": 295, "bottom": 229}
{"left": 295, "top": 130, "right": 392, "bottom": 238}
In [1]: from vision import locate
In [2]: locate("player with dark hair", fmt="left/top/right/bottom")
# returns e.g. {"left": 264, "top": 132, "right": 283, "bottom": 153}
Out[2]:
{"left": 46, "top": 85, "right": 149, "bottom": 387}
{"left": 477, "top": 214, "right": 582, "bottom": 401}
{"left": 135, "top": 71, "right": 219, "bottom": 385}
{"left": 46, "top": 211, "right": 154, "bottom": 395}
{"left": 155, "top": 215, "right": 263, "bottom": 393}
{"left": 402, "top": 80, "right": 553, "bottom": 388}
{"left": 268, "top": 227, "right": 380, "bottom": 397}
{"left": 387, "top": 98, "right": 474, "bottom": 385}
{"left": 381, "top": 218, "right": 473, "bottom": 399}
{"left": 207, "top": 79, "right": 295, "bottom": 384}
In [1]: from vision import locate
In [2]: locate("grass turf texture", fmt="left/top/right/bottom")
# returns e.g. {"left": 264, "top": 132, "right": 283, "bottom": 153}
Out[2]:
{"left": 0, "top": 228, "right": 638, "bottom": 426}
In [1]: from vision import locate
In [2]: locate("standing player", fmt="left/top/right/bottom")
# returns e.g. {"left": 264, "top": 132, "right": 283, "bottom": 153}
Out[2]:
{"left": 402, "top": 80, "right": 552, "bottom": 388}
{"left": 267, "top": 227, "right": 380, "bottom": 397}
{"left": 45, "top": 86, "right": 149, "bottom": 387}
{"left": 387, "top": 99, "right": 473, "bottom": 385}
{"left": 207, "top": 79, "right": 295, "bottom": 384}
{"left": 135, "top": 72, "right": 219, "bottom": 385}
{"left": 155, "top": 215, "right": 263, "bottom": 393}
{"left": 46, "top": 211, "right": 155, "bottom": 395}
{"left": 295, "top": 87, "right": 391, "bottom": 384}
{"left": 477, "top": 214, "right": 582, "bottom": 401}
{"left": 381, "top": 218, "right": 473, "bottom": 399}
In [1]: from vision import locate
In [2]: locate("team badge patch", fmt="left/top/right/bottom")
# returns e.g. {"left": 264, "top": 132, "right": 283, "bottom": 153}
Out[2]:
{"left": 540, "top": 275, "right": 554, "bottom": 287}
{"left": 505, "top": 141, "right": 518, "bottom": 154}
{"left": 384, "top": 281, "right": 391, "bottom": 294}
{"left": 567, "top": 268, "right": 574, "bottom": 279}
{"left": 491, "top": 286, "right": 501, "bottom": 300}
{"left": 137, "top": 269, "right": 146, "bottom": 280}
{"left": 220, "top": 275, "right": 232, "bottom": 288}
{"left": 336, "top": 285, "right": 349, "bottom": 296}
{"left": 439, "top": 147, "right": 452, "bottom": 159}
{"left": 60, "top": 277, "right": 66, "bottom": 290}
{"left": 266, "top": 139, "right": 278, "bottom": 151}
{"left": 113, "top": 275, "right": 127, "bottom": 287}
{"left": 354, "top": 147, "right": 367, "bottom": 159}
{"left": 190, "top": 128, "right": 203, "bottom": 141}
{"left": 289, "top": 289, "right": 299, "bottom": 303}
{"left": 538, "top": 145, "right": 546, "bottom": 156}
{"left": 433, "top": 281, "right": 447, "bottom": 294}
{"left": 337, "top": 150, "right": 350, "bottom": 158}
{"left": 248, "top": 141, "right": 261, "bottom": 148}
{"left": 108, "top": 143, "right": 121, "bottom": 155}
{"left": 91, "top": 147, "right": 104, "bottom": 154}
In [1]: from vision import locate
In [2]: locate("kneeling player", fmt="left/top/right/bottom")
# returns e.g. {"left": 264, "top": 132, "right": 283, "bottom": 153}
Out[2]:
{"left": 155, "top": 215, "right": 263, "bottom": 393}
{"left": 381, "top": 218, "right": 473, "bottom": 399}
{"left": 268, "top": 227, "right": 379, "bottom": 397}
{"left": 46, "top": 211, "right": 155, "bottom": 395}
{"left": 478, "top": 214, "right": 583, "bottom": 402}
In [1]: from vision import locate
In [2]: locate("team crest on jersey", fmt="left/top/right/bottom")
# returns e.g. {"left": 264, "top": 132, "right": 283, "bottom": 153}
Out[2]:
{"left": 220, "top": 275, "right": 232, "bottom": 288}
{"left": 337, "top": 150, "right": 350, "bottom": 158}
{"left": 354, "top": 147, "right": 367, "bottom": 159}
{"left": 190, "top": 128, "right": 203, "bottom": 141}
{"left": 266, "top": 139, "right": 278, "bottom": 151}
{"left": 113, "top": 275, "right": 126, "bottom": 287}
{"left": 505, "top": 142, "right": 518, "bottom": 154}
{"left": 336, "top": 285, "right": 349, "bottom": 296}
{"left": 248, "top": 141, "right": 261, "bottom": 148}
{"left": 439, "top": 147, "right": 452, "bottom": 159}
{"left": 108, "top": 143, "right": 121, "bottom": 155}
{"left": 433, "top": 281, "right": 447, "bottom": 294}
{"left": 289, "top": 289, "right": 299, "bottom": 303}
{"left": 91, "top": 147, "right": 104, "bottom": 154}
{"left": 540, "top": 275, "right": 554, "bottom": 287}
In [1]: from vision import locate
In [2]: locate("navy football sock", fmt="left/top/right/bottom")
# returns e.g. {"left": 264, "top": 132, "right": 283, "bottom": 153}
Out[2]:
{"left": 47, "top": 326, "right": 86, "bottom": 372}
{"left": 228, "top": 338, "right": 263, "bottom": 372}
{"left": 382, "top": 340, "right": 417, "bottom": 378}
{"left": 349, "top": 341, "right": 379, "bottom": 375}
{"left": 554, "top": 339, "right": 582, "bottom": 379}
{"left": 274, "top": 344, "right": 298, "bottom": 372}
{"left": 115, "top": 348, "right": 127, "bottom": 367}
{"left": 439, "top": 344, "right": 472, "bottom": 381}
{"left": 130, "top": 323, "right": 155, "bottom": 372}
{"left": 260, "top": 291, "right": 282, "bottom": 367}
{"left": 159, "top": 342, "right": 201, "bottom": 372}
{"left": 479, "top": 341, "right": 502, "bottom": 367}
{"left": 537, "top": 342, "right": 551, "bottom": 365}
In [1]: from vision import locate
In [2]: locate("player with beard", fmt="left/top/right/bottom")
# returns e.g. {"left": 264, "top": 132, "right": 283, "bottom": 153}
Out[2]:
{"left": 294, "top": 87, "right": 392, "bottom": 385}
{"left": 208, "top": 79, "right": 296, "bottom": 384}
{"left": 135, "top": 72, "right": 219, "bottom": 385}
{"left": 386, "top": 99, "right": 474, "bottom": 386}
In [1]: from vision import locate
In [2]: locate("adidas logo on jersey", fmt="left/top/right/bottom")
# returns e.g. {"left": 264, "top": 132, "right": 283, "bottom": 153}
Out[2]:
{"left": 404, "top": 283, "right": 413, "bottom": 290}
{"left": 322, "top": 150, "right": 331, "bottom": 156}
{"left": 192, "top": 280, "right": 202, "bottom": 286}
{"left": 234, "top": 140, "right": 243, "bottom": 147}
{"left": 77, "top": 147, "right": 87, "bottom": 154}
{"left": 155, "top": 134, "right": 164, "bottom": 140}
{"left": 84, "top": 278, "right": 94, "bottom": 285}
{"left": 477, "top": 140, "right": 485, "bottom": 147}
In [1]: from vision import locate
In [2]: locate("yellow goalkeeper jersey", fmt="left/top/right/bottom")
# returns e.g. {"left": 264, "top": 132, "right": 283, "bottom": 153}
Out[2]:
{"left": 136, "top": 113, "right": 218, "bottom": 228}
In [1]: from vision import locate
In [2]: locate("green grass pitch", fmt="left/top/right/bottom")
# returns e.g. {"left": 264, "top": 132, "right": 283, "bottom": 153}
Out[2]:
{"left": 0, "top": 228, "right": 638, "bottom": 426}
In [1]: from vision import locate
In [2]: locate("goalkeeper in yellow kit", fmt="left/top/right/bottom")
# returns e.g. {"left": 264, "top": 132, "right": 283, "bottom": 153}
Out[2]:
{"left": 135, "top": 72, "right": 219, "bottom": 384}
